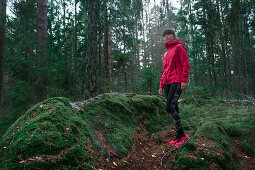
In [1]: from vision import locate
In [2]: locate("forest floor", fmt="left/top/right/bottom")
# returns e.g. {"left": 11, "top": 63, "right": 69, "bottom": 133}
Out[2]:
{"left": 231, "top": 137, "right": 255, "bottom": 170}
{"left": 95, "top": 122, "right": 255, "bottom": 170}
{"left": 1, "top": 94, "right": 254, "bottom": 169}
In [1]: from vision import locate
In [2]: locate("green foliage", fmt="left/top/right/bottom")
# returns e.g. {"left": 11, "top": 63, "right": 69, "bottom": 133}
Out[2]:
{"left": 113, "top": 50, "right": 130, "bottom": 68}
{"left": 9, "top": 81, "right": 35, "bottom": 110}
{"left": 177, "top": 157, "right": 209, "bottom": 169}
{"left": 181, "top": 84, "right": 218, "bottom": 106}
{"left": 141, "top": 66, "right": 158, "bottom": 93}
{"left": 58, "top": 145, "right": 91, "bottom": 166}
{"left": 241, "top": 140, "right": 255, "bottom": 157}
{"left": 183, "top": 142, "right": 196, "bottom": 152}
{"left": 131, "top": 95, "right": 171, "bottom": 133}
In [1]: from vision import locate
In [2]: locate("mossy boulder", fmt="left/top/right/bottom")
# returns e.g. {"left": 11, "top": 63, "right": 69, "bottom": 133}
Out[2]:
{"left": 172, "top": 96, "right": 255, "bottom": 170}
{"left": 0, "top": 94, "right": 170, "bottom": 168}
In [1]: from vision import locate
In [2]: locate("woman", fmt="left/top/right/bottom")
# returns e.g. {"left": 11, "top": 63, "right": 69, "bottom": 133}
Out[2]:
{"left": 158, "top": 28, "right": 191, "bottom": 147}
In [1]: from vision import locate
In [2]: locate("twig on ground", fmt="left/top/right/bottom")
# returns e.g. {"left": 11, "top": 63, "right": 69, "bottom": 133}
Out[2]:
{"left": 241, "top": 94, "right": 255, "bottom": 105}
{"left": 221, "top": 100, "right": 255, "bottom": 106}
{"left": 191, "top": 95, "right": 202, "bottom": 107}
{"left": 160, "top": 147, "right": 177, "bottom": 167}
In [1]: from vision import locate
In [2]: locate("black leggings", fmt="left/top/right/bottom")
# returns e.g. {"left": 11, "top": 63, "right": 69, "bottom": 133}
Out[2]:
{"left": 163, "top": 82, "right": 185, "bottom": 137}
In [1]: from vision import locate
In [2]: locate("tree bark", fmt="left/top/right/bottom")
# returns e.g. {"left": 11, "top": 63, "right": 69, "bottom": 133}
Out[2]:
{"left": 218, "top": 0, "right": 230, "bottom": 95}
{"left": 70, "top": 0, "right": 77, "bottom": 93}
{"left": 0, "top": 0, "right": 6, "bottom": 105}
{"left": 37, "top": 0, "right": 48, "bottom": 101}
{"left": 98, "top": 21, "right": 102, "bottom": 94}
{"left": 49, "top": 0, "right": 54, "bottom": 46}
{"left": 135, "top": 20, "right": 140, "bottom": 70}
{"left": 231, "top": 0, "right": 242, "bottom": 93}
{"left": 84, "top": 0, "right": 99, "bottom": 99}
{"left": 188, "top": 1, "right": 198, "bottom": 86}
{"left": 108, "top": 27, "right": 113, "bottom": 93}
{"left": 124, "top": 68, "right": 127, "bottom": 92}
{"left": 202, "top": 6, "right": 212, "bottom": 86}
{"left": 103, "top": 0, "right": 109, "bottom": 93}
{"left": 240, "top": 2, "right": 249, "bottom": 94}
{"left": 165, "top": 0, "right": 170, "bottom": 27}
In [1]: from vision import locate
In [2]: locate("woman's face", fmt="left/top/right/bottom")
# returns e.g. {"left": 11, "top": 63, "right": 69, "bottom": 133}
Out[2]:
{"left": 164, "top": 34, "right": 174, "bottom": 42}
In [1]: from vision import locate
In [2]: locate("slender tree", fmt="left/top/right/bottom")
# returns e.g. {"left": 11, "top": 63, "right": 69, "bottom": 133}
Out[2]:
{"left": 70, "top": 0, "right": 77, "bottom": 94}
{"left": 0, "top": 0, "right": 6, "bottom": 104}
{"left": 84, "top": 0, "right": 99, "bottom": 99}
{"left": 37, "top": 0, "right": 48, "bottom": 101}
{"left": 103, "top": 0, "right": 109, "bottom": 92}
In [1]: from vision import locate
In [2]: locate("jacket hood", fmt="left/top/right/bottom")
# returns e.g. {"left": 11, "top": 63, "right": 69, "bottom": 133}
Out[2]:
{"left": 164, "top": 40, "right": 183, "bottom": 50}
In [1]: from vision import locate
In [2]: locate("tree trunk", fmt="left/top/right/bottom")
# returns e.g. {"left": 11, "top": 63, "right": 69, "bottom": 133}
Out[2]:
{"left": 98, "top": 22, "right": 102, "bottom": 94}
{"left": 166, "top": 0, "right": 171, "bottom": 27}
{"left": 0, "top": 0, "right": 6, "bottom": 105}
{"left": 124, "top": 68, "right": 127, "bottom": 92}
{"left": 240, "top": 2, "right": 249, "bottom": 94}
{"left": 84, "top": 0, "right": 99, "bottom": 99}
{"left": 231, "top": 0, "right": 242, "bottom": 93}
{"left": 70, "top": 0, "right": 77, "bottom": 93}
{"left": 217, "top": 0, "right": 229, "bottom": 95}
{"left": 188, "top": 1, "right": 198, "bottom": 86}
{"left": 135, "top": 20, "right": 140, "bottom": 70}
{"left": 49, "top": 0, "right": 54, "bottom": 45}
{"left": 210, "top": 36, "right": 217, "bottom": 88}
{"left": 103, "top": 0, "right": 109, "bottom": 92}
{"left": 108, "top": 27, "right": 113, "bottom": 93}
{"left": 143, "top": 2, "right": 150, "bottom": 68}
{"left": 37, "top": 0, "right": 48, "bottom": 101}
{"left": 202, "top": 6, "right": 212, "bottom": 86}
{"left": 224, "top": 1, "right": 231, "bottom": 91}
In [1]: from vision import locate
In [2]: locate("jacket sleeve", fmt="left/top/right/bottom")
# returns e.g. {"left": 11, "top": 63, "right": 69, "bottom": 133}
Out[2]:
{"left": 178, "top": 45, "right": 191, "bottom": 83}
{"left": 159, "top": 54, "right": 165, "bottom": 89}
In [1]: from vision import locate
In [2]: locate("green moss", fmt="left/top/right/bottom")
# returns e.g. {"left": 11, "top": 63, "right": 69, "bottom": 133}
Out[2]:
{"left": 241, "top": 140, "right": 255, "bottom": 157}
{"left": 131, "top": 95, "right": 171, "bottom": 133}
{"left": 58, "top": 145, "right": 91, "bottom": 166}
{"left": 1, "top": 94, "right": 170, "bottom": 168}
{"left": 181, "top": 119, "right": 191, "bottom": 130}
{"left": 177, "top": 157, "right": 209, "bottom": 169}
{"left": 0, "top": 97, "right": 93, "bottom": 167}
{"left": 2, "top": 92, "right": 252, "bottom": 169}
{"left": 183, "top": 142, "right": 196, "bottom": 151}
{"left": 193, "top": 122, "right": 219, "bottom": 141}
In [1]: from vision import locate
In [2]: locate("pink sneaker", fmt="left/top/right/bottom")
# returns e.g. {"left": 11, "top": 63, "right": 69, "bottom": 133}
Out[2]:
{"left": 169, "top": 137, "right": 178, "bottom": 145}
{"left": 175, "top": 134, "right": 190, "bottom": 147}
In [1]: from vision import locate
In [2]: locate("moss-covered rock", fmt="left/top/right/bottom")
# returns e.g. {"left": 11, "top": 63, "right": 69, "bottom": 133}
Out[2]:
{"left": 0, "top": 94, "right": 170, "bottom": 168}
{"left": 1, "top": 91, "right": 254, "bottom": 169}
{"left": 169, "top": 89, "right": 255, "bottom": 170}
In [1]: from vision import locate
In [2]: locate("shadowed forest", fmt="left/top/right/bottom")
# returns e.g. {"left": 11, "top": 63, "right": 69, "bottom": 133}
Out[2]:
{"left": 0, "top": 0, "right": 255, "bottom": 169}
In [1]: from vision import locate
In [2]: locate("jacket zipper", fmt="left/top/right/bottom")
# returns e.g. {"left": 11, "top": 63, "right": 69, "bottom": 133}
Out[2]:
{"left": 165, "top": 52, "right": 168, "bottom": 82}
{"left": 175, "top": 62, "right": 177, "bottom": 75}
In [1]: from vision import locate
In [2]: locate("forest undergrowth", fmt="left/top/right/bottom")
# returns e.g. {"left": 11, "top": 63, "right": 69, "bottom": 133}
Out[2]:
{"left": 0, "top": 86, "right": 254, "bottom": 169}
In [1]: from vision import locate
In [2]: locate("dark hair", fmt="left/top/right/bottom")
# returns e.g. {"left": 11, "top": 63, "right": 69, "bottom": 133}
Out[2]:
{"left": 163, "top": 28, "right": 176, "bottom": 37}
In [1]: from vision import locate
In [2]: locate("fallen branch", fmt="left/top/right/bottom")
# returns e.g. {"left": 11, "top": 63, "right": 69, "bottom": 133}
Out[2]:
{"left": 221, "top": 100, "right": 255, "bottom": 105}
{"left": 191, "top": 95, "right": 202, "bottom": 107}
{"left": 160, "top": 146, "right": 178, "bottom": 168}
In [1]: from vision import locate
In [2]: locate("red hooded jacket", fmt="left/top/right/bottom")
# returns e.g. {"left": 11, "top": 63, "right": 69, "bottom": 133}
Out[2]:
{"left": 159, "top": 40, "right": 191, "bottom": 89}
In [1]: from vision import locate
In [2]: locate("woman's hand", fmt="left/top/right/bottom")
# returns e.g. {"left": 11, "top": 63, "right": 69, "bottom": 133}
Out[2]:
{"left": 159, "top": 88, "right": 163, "bottom": 95}
{"left": 181, "top": 82, "right": 187, "bottom": 91}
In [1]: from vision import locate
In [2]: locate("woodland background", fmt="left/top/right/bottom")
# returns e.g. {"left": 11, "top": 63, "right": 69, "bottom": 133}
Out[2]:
{"left": 0, "top": 0, "right": 254, "bottom": 135}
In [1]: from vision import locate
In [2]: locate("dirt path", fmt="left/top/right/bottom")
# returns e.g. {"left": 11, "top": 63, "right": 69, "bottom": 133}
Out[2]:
{"left": 96, "top": 123, "right": 255, "bottom": 170}
{"left": 97, "top": 123, "right": 183, "bottom": 170}
{"left": 231, "top": 137, "right": 255, "bottom": 170}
